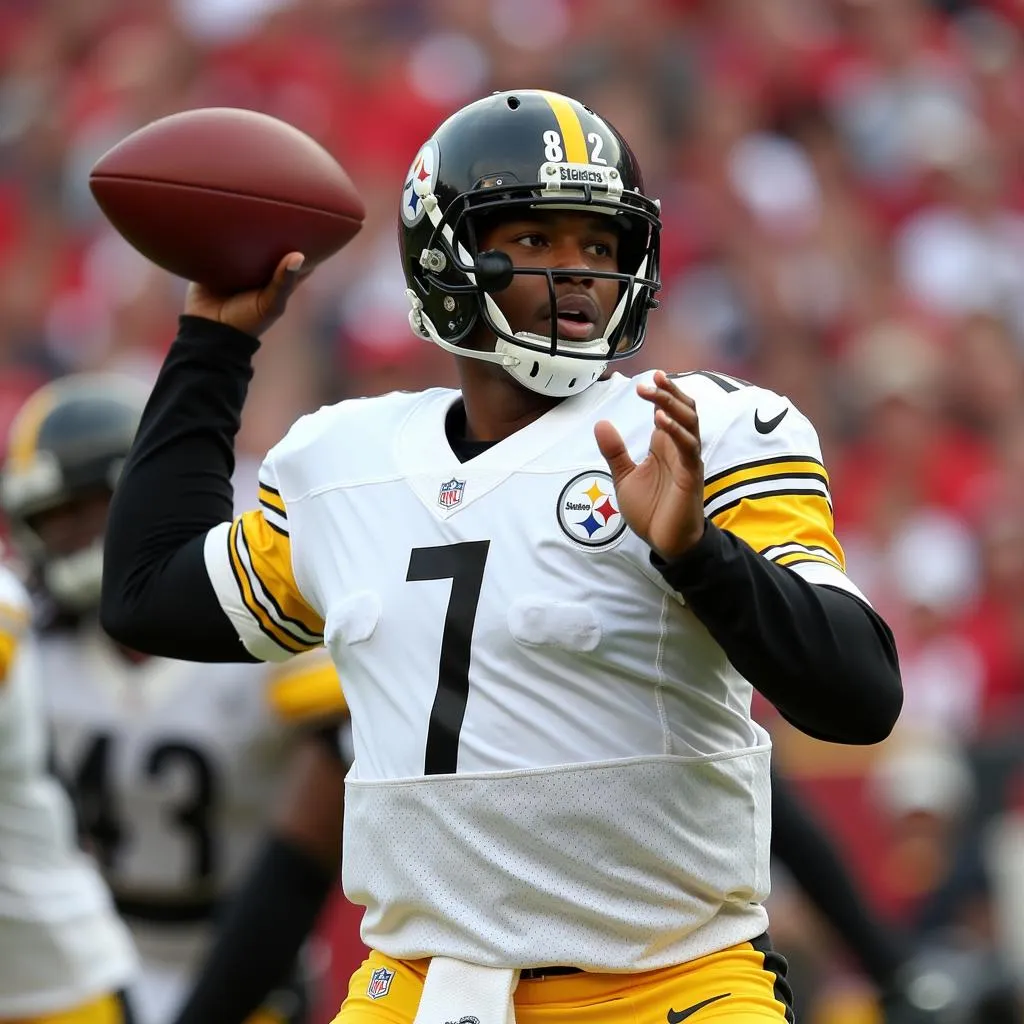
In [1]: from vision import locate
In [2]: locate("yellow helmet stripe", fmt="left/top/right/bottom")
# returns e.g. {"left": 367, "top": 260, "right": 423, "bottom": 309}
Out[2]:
{"left": 539, "top": 91, "right": 588, "bottom": 163}
{"left": 6, "top": 385, "right": 58, "bottom": 471}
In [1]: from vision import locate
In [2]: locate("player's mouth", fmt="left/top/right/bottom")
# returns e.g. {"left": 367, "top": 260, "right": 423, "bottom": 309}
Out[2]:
{"left": 540, "top": 294, "right": 602, "bottom": 342}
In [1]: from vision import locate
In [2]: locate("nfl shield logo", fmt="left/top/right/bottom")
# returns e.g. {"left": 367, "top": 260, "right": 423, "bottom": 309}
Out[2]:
{"left": 366, "top": 965, "right": 395, "bottom": 1000}
{"left": 438, "top": 478, "right": 466, "bottom": 509}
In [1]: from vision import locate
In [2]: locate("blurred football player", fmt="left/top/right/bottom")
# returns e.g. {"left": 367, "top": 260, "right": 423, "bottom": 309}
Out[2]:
{"left": 0, "top": 375, "right": 348, "bottom": 1024}
{"left": 0, "top": 556, "right": 137, "bottom": 1024}
{"left": 100, "top": 90, "right": 903, "bottom": 1022}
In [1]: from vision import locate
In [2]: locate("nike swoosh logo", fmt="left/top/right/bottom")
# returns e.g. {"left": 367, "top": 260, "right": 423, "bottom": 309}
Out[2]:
{"left": 667, "top": 993, "right": 731, "bottom": 1022}
{"left": 754, "top": 407, "right": 788, "bottom": 434}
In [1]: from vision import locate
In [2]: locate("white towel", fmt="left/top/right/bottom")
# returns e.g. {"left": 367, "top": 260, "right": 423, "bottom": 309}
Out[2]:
{"left": 412, "top": 957, "right": 518, "bottom": 1024}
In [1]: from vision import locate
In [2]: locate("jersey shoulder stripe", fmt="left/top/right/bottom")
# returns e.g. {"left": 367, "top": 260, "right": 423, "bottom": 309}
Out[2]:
{"left": 228, "top": 515, "right": 323, "bottom": 653}
{"left": 257, "top": 483, "right": 288, "bottom": 535}
{"left": 693, "top": 383, "right": 847, "bottom": 579}
{"left": 206, "top": 451, "right": 327, "bottom": 662}
{"left": 704, "top": 457, "right": 832, "bottom": 520}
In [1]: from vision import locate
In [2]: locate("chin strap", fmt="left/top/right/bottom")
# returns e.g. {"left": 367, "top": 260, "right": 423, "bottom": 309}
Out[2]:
{"left": 407, "top": 289, "right": 519, "bottom": 369}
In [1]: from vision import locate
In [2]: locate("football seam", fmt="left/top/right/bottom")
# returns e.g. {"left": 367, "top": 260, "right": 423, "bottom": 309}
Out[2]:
{"left": 90, "top": 175, "right": 365, "bottom": 223}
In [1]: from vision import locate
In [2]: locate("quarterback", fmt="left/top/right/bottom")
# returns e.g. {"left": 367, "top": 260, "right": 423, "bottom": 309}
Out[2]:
{"left": 100, "top": 91, "right": 903, "bottom": 1023}
{"left": 0, "top": 376, "right": 348, "bottom": 1024}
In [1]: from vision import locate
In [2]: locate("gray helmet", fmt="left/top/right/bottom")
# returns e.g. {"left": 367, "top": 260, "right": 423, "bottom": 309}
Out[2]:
{"left": 1, "top": 373, "right": 148, "bottom": 612}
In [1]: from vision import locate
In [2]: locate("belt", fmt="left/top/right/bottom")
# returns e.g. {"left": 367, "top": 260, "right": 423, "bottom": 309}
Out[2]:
{"left": 519, "top": 966, "right": 583, "bottom": 980}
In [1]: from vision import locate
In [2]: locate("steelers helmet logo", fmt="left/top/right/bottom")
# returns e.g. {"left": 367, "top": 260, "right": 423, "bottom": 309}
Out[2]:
{"left": 556, "top": 471, "right": 627, "bottom": 548}
{"left": 401, "top": 139, "right": 439, "bottom": 226}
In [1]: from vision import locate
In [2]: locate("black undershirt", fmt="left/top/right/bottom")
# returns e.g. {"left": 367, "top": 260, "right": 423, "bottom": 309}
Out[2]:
{"left": 102, "top": 315, "right": 902, "bottom": 743}
{"left": 445, "top": 401, "right": 496, "bottom": 463}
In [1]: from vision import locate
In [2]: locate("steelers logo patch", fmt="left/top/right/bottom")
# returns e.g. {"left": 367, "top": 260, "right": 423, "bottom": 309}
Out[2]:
{"left": 401, "top": 138, "right": 439, "bottom": 226}
{"left": 557, "top": 471, "right": 627, "bottom": 548}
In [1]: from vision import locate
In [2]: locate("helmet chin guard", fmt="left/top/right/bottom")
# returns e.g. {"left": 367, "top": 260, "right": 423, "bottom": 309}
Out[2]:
{"left": 407, "top": 290, "right": 611, "bottom": 398}
{"left": 495, "top": 336, "right": 607, "bottom": 397}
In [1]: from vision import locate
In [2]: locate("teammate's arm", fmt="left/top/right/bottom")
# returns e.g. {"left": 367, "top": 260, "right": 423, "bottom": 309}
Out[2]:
{"left": 100, "top": 256, "right": 305, "bottom": 661}
{"left": 170, "top": 725, "right": 345, "bottom": 1024}
{"left": 771, "top": 769, "right": 911, "bottom": 988}
{"left": 772, "top": 770, "right": 950, "bottom": 1022}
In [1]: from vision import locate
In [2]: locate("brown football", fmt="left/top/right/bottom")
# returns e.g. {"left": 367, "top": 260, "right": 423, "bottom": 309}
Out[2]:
{"left": 89, "top": 107, "right": 365, "bottom": 294}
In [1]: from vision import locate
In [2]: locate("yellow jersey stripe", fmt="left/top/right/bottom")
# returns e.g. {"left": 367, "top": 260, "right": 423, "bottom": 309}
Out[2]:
{"left": 709, "top": 485, "right": 832, "bottom": 522}
{"left": 236, "top": 523, "right": 321, "bottom": 643}
{"left": 267, "top": 661, "right": 347, "bottom": 722}
{"left": 0, "top": 629, "right": 18, "bottom": 684}
{"left": 704, "top": 457, "right": 828, "bottom": 501}
{"left": 539, "top": 92, "right": 588, "bottom": 163}
{"left": 258, "top": 484, "right": 286, "bottom": 517}
{"left": 237, "top": 511, "right": 324, "bottom": 639}
{"left": 263, "top": 518, "right": 288, "bottom": 538}
{"left": 773, "top": 551, "right": 842, "bottom": 569}
{"left": 6, "top": 386, "right": 58, "bottom": 471}
{"left": 227, "top": 520, "right": 308, "bottom": 654}
{"left": 711, "top": 491, "right": 845, "bottom": 570}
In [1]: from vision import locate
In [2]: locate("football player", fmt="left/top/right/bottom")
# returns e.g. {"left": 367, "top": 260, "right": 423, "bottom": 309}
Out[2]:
{"left": 100, "top": 90, "right": 903, "bottom": 1023}
{"left": 0, "top": 375, "right": 348, "bottom": 1024}
{"left": 0, "top": 557, "right": 137, "bottom": 1024}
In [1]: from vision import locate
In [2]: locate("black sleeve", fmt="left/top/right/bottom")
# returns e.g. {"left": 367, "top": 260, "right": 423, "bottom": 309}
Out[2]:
{"left": 770, "top": 768, "right": 910, "bottom": 989}
{"left": 654, "top": 522, "right": 903, "bottom": 744}
{"left": 100, "top": 316, "right": 261, "bottom": 662}
{"left": 170, "top": 834, "right": 336, "bottom": 1024}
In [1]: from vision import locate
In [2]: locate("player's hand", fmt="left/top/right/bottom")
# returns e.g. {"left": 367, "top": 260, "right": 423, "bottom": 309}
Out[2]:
{"left": 594, "top": 370, "right": 705, "bottom": 561}
{"left": 184, "top": 251, "right": 308, "bottom": 338}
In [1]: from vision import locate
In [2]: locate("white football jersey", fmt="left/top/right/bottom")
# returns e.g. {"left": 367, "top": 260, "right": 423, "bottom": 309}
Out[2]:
{"left": 0, "top": 564, "right": 137, "bottom": 1018}
{"left": 39, "top": 629, "right": 345, "bottom": 1024}
{"left": 204, "top": 368, "right": 864, "bottom": 971}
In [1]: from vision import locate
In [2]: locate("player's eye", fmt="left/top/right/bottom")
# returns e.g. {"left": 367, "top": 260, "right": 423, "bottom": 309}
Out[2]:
{"left": 585, "top": 240, "right": 616, "bottom": 259}
{"left": 514, "top": 233, "right": 547, "bottom": 249}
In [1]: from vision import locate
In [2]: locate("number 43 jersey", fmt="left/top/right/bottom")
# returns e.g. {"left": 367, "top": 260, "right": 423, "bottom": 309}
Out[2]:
{"left": 203, "top": 369, "right": 862, "bottom": 972}
{"left": 38, "top": 627, "right": 345, "bottom": 1015}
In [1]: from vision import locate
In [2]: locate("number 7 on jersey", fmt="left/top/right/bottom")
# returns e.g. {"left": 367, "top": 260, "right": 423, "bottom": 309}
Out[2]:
{"left": 406, "top": 541, "right": 490, "bottom": 775}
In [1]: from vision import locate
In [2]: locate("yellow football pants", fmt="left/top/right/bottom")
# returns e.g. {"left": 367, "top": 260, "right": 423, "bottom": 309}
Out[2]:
{"left": 333, "top": 936, "right": 794, "bottom": 1022}
{"left": 3, "top": 993, "right": 124, "bottom": 1024}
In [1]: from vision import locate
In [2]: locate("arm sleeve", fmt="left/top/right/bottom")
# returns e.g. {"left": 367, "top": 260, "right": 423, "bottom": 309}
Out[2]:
{"left": 101, "top": 316, "right": 323, "bottom": 663}
{"left": 654, "top": 395, "right": 903, "bottom": 744}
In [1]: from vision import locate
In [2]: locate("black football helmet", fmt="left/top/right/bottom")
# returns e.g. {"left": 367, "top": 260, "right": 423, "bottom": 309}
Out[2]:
{"left": 400, "top": 89, "right": 662, "bottom": 397}
{"left": 0, "top": 373, "right": 148, "bottom": 613}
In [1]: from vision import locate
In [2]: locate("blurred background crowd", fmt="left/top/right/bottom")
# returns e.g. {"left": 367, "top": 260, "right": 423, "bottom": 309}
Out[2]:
{"left": 2, "top": 0, "right": 1024, "bottom": 1021}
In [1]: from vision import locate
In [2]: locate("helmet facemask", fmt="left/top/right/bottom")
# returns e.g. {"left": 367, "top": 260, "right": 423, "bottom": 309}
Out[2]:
{"left": 406, "top": 165, "right": 662, "bottom": 397}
